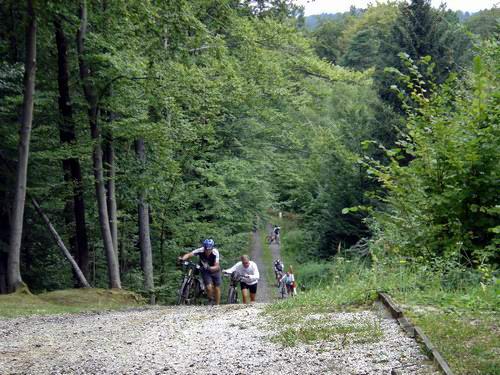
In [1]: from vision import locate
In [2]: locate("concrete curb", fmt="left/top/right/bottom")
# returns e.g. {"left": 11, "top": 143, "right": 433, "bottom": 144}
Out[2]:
{"left": 378, "top": 292, "right": 454, "bottom": 375}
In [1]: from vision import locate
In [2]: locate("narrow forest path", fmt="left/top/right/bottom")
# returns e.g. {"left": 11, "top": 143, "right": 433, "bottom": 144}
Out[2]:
{"left": 250, "top": 230, "right": 273, "bottom": 302}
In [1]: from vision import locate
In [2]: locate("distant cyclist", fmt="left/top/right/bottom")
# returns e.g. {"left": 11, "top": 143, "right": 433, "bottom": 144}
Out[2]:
{"left": 273, "top": 225, "right": 281, "bottom": 244}
{"left": 179, "top": 239, "right": 221, "bottom": 305}
{"left": 223, "top": 255, "right": 260, "bottom": 304}
{"left": 273, "top": 259, "right": 284, "bottom": 282}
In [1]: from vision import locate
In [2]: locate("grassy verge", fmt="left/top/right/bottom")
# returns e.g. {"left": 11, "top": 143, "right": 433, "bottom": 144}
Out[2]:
{"left": 0, "top": 288, "right": 145, "bottom": 318}
{"left": 272, "top": 314, "right": 383, "bottom": 347}
{"left": 265, "top": 215, "right": 499, "bottom": 374}
{"left": 406, "top": 310, "right": 499, "bottom": 375}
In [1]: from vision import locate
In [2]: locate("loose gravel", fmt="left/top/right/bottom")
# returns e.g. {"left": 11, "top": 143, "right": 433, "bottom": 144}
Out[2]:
{"left": 0, "top": 303, "right": 439, "bottom": 375}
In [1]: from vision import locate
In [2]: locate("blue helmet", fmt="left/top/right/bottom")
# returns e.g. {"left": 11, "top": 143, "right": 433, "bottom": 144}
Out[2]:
{"left": 202, "top": 238, "right": 215, "bottom": 250}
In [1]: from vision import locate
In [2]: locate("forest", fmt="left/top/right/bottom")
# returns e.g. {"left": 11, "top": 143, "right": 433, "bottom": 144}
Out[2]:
{"left": 0, "top": 0, "right": 498, "bottom": 302}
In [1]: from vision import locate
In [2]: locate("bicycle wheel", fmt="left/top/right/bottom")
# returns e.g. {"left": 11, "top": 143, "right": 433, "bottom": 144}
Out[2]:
{"left": 280, "top": 283, "right": 287, "bottom": 299}
{"left": 227, "top": 287, "right": 237, "bottom": 304}
{"left": 177, "top": 277, "right": 189, "bottom": 305}
{"left": 192, "top": 279, "right": 203, "bottom": 305}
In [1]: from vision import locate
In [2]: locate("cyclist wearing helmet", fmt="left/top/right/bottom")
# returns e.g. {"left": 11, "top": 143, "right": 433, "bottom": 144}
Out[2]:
{"left": 273, "top": 259, "right": 284, "bottom": 281}
{"left": 179, "top": 239, "right": 221, "bottom": 305}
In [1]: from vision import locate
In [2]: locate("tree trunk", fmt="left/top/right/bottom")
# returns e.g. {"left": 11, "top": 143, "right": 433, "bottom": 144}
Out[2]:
{"left": 31, "top": 198, "right": 90, "bottom": 288}
{"left": 0, "top": 251, "right": 7, "bottom": 294}
{"left": 54, "top": 17, "right": 90, "bottom": 285}
{"left": 159, "top": 219, "right": 166, "bottom": 285}
{"left": 0, "top": 190, "right": 10, "bottom": 294}
{"left": 7, "top": 0, "right": 36, "bottom": 293}
{"left": 135, "top": 138, "right": 155, "bottom": 304}
{"left": 76, "top": 0, "right": 120, "bottom": 289}
{"left": 103, "top": 130, "right": 118, "bottom": 257}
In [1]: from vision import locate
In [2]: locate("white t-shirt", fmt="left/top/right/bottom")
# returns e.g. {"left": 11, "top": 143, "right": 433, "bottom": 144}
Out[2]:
{"left": 281, "top": 273, "right": 294, "bottom": 285}
{"left": 224, "top": 261, "right": 259, "bottom": 285}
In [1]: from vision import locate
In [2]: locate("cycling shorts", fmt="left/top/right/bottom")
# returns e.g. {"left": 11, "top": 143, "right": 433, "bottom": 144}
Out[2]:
{"left": 201, "top": 270, "right": 221, "bottom": 287}
{"left": 240, "top": 281, "right": 257, "bottom": 294}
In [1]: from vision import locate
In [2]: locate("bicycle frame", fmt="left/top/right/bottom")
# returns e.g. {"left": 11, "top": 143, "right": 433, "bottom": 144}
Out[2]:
{"left": 177, "top": 260, "right": 206, "bottom": 305}
{"left": 276, "top": 271, "right": 287, "bottom": 299}
{"left": 224, "top": 271, "right": 242, "bottom": 304}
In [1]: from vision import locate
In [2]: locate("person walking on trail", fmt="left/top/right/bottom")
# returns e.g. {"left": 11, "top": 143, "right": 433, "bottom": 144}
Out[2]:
{"left": 179, "top": 239, "right": 221, "bottom": 305}
{"left": 223, "top": 255, "right": 260, "bottom": 304}
{"left": 273, "top": 225, "right": 281, "bottom": 244}
{"left": 273, "top": 259, "right": 284, "bottom": 284}
{"left": 281, "top": 265, "right": 296, "bottom": 297}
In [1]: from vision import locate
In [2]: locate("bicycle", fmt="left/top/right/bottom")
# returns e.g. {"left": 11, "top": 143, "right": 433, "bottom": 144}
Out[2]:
{"left": 276, "top": 271, "right": 287, "bottom": 299}
{"left": 177, "top": 260, "right": 207, "bottom": 305}
{"left": 223, "top": 271, "right": 243, "bottom": 304}
{"left": 268, "top": 232, "right": 280, "bottom": 245}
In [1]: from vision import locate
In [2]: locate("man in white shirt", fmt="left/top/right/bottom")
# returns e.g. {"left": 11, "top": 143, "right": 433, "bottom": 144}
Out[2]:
{"left": 223, "top": 254, "right": 259, "bottom": 304}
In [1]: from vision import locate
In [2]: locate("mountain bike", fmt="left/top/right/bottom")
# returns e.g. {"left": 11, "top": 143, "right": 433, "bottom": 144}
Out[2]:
{"left": 177, "top": 260, "right": 207, "bottom": 305}
{"left": 223, "top": 271, "right": 243, "bottom": 304}
{"left": 277, "top": 271, "right": 287, "bottom": 299}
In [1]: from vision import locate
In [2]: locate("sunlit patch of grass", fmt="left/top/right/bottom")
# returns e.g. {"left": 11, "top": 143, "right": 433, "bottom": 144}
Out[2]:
{"left": 265, "top": 285, "right": 381, "bottom": 347}
{"left": 272, "top": 317, "right": 383, "bottom": 347}
{"left": 0, "top": 288, "right": 145, "bottom": 318}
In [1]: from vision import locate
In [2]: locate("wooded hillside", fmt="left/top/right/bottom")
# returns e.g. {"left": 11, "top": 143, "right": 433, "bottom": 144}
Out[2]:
{"left": 0, "top": 0, "right": 498, "bottom": 305}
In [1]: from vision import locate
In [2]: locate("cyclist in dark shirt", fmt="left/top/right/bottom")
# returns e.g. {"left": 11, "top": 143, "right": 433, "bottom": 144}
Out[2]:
{"left": 273, "top": 226, "right": 281, "bottom": 244}
{"left": 273, "top": 259, "right": 284, "bottom": 283}
{"left": 179, "top": 239, "right": 221, "bottom": 304}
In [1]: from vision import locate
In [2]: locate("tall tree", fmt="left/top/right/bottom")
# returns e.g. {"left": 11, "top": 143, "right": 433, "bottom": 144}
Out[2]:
{"left": 103, "top": 120, "right": 118, "bottom": 258}
{"left": 376, "top": 0, "right": 471, "bottom": 106}
{"left": 76, "top": 0, "right": 120, "bottom": 289}
{"left": 136, "top": 138, "right": 154, "bottom": 304}
{"left": 7, "top": 0, "right": 36, "bottom": 292}
{"left": 54, "top": 17, "right": 90, "bottom": 283}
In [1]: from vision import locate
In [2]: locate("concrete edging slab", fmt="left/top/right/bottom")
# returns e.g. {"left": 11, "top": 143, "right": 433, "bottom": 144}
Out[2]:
{"left": 378, "top": 291, "right": 454, "bottom": 375}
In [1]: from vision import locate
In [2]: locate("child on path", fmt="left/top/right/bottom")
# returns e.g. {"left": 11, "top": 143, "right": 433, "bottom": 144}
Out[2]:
{"left": 281, "top": 265, "right": 297, "bottom": 297}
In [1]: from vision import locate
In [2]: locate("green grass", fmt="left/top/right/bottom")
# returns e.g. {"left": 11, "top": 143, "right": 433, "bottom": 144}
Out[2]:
{"left": 273, "top": 317, "right": 382, "bottom": 347}
{"left": 406, "top": 310, "right": 499, "bottom": 375}
{"left": 0, "top": 288, "right": 145, "bottom": 318}
{"left": 265, "top": 285, "right": 382, "bottom": 347}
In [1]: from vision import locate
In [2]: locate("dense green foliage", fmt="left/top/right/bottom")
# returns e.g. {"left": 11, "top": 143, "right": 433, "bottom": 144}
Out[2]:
{"left": 0, "top": 0, "right": 498, "bottom": 310}
{"left": 367, "top": 45, "right": 499, "bottom": 268}
{"left": 0, "top": 0, "right": 362, "bottom": 299}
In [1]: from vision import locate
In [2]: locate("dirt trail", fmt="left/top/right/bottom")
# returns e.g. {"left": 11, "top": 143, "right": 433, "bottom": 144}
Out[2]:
{"left": 250, "top": 230, "right": 272, "bottom": 302}
{"left": 250, "top": 226, "right": 284, "bottom": 302}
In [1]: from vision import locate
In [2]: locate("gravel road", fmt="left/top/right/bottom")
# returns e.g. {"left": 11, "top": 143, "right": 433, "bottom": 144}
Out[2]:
{"left": 0, "top": 303, "right": 439, "bottom": 375}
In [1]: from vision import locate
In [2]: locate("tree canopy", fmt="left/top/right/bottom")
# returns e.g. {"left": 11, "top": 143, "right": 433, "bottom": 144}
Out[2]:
{"left": 0, "top": 0, "right": 498, "bottom": 299}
